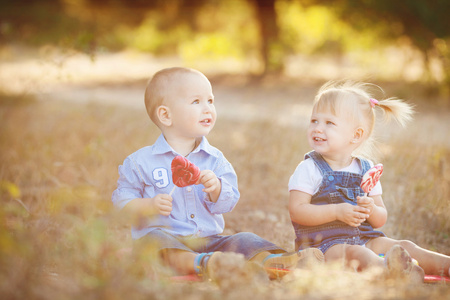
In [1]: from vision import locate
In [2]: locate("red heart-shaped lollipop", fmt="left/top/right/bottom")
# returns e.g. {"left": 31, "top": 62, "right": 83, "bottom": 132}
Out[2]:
{"left": 171, "top": 156, "right": 201, "bottom": 188}
{"left": 360, "top": 164, "right": 383, "bottom": 194}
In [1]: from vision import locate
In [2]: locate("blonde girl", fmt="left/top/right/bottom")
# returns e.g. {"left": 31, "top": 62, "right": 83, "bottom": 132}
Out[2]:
{"left": 288, "top": 81, "right": 450, "bottom": 281}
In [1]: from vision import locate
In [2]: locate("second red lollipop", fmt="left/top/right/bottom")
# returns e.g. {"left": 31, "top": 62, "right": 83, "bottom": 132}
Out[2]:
{"left": 360, "top": 164, "right": 383, "bottom": 195}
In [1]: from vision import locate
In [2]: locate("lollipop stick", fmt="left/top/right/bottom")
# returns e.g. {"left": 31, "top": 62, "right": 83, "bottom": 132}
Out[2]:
{"left": 169, "top": 185, "right": 176, "bottom": 197}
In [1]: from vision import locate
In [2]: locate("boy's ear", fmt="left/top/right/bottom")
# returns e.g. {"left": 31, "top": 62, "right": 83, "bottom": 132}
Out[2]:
{"left": 352, "top": 127, "right": 364, "bottom": 144}
{"left": 157, "top": 105, "right": 172, "bottom": 126}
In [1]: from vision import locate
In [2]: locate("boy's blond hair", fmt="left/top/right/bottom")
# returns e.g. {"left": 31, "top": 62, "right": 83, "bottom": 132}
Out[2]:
{"left": 144, "top": 67, "right": 205, "bottom": 126}
{"left": 314, "top": 81, "right": 414, "bottom": 159}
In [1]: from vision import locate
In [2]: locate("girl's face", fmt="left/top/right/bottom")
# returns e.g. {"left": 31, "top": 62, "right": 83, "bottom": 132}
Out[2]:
{"left": 167, "top": 72, "right": 216, "bottom": 139}
{"left": 307, "top": 107, "right": 357, "bottom": 161}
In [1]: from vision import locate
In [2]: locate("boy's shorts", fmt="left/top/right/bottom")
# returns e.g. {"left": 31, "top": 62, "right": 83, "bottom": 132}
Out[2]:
{"left": 135, "top": 228, "right": 285, "bottom": 260}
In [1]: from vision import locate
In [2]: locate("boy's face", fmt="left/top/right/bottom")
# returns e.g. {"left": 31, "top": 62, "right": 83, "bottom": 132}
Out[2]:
{"left": 165, "top": 72, "right": 216, "bottom": 139}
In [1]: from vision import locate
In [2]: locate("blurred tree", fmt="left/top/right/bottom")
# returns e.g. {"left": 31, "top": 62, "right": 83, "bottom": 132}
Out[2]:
{"left": 98, "top": 0, "right": 283, "bottom": 75}
{"left": 1, "top": 0, "right": 450, "bottom": 89}
{"left": 0, "top": 0, "right": 280, "bottom": 74}
{"left": 252, "top": 0, "right": 283, "bottom": 74}
{"left": 307, "top": 0, "right": 450, "bottom": 90}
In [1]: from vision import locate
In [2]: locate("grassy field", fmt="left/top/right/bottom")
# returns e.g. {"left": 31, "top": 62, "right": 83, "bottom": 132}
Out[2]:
{"left": 0, "top": 75, "right": 449, "bottom": 299}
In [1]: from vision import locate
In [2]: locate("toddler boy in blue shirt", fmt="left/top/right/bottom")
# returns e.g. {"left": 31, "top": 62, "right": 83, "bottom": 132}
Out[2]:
{"left": 112, "top": 67, "right": 323, "bottom": 280}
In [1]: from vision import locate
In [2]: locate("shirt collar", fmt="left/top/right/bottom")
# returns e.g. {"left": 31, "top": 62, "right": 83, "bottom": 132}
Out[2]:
{"left": 152, "top": 134, "right": 173, "bottom": 155}
{"left": 152, "top": 134, "right": 218, "bottom": 157}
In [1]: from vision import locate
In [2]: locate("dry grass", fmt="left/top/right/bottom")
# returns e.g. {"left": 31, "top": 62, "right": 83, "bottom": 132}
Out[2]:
{"left": 0, "top": 77, "right": 449, "bottom": 299}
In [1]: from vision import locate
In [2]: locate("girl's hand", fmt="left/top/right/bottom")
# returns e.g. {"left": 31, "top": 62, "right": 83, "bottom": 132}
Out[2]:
{"left": 197, "top": 170, "right": 221, "bottom": 202}
{"left": 357, "top": 196, "right": 375, "bottom": 216}
{"left": 336, "top": 203, "right": 370, "bottom": 227}
{"left": 151, "top": 194, "right": 173, "bottom": 216}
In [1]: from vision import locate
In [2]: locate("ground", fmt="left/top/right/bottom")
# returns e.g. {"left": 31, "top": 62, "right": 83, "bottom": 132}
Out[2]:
{"left": 1, "top": 49, "right": 449, "bottom": 299}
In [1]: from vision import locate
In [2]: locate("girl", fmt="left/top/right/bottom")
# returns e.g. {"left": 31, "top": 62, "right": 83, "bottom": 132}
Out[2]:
{"left": 288, "top": 81, "right": 450, "bottom": 281}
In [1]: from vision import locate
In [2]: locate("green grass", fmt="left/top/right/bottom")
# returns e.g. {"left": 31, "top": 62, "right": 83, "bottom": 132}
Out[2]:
{"left": 0, "top": 80, "right": 449, "bottom": 299}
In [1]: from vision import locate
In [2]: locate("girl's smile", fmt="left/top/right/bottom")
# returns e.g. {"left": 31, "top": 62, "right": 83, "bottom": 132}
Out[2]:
{"left": 307, "top": 110, "right": 357, "bottom": 164}
{"left": 312, "top": 136, "right": 326, "bottom": 142}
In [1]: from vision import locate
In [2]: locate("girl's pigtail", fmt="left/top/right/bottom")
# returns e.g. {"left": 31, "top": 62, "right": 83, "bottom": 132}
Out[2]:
{"left": 373, "top": 97, "right": 414, "bottom": 127}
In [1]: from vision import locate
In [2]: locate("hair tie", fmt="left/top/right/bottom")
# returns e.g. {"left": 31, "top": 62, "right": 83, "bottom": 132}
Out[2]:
{"left": 369, "top": 98, "right": 379, "bottom": 108}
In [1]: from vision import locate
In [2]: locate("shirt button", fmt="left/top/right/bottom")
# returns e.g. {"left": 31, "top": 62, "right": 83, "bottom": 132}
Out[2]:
{"left": 187, "top": 187, "right": 192, "bottom": 192}
{"left": 190, "top": 214, "right": 195, "bottom": 219}
{"left": 328, "top": 175, "right": 334, "bottom": 181}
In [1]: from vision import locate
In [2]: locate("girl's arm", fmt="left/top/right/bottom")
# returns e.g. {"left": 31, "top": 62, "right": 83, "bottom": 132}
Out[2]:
{"left": 289, "top": 191, "right": 336, "bottom": 225}
{"left": 357, "top": 195, "right": 387, "bottom": 228}
{"left": 289, "top": 190, "right": 370, "bottom": 227}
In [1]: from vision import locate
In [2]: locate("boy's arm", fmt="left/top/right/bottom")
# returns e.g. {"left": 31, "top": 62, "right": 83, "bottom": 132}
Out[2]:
{"left": 201, "top": 160, "right": 239, "bottom": 214}
{"left": 112, "top": 157, "right": 174, "bottom": 226}
{"left": 197, "top": 170, "right": 221, "bottom": 203}
{"left": 112, "top": 156, "right": 170, "bottom": 215}
{"left": 123, "top": 194, "right": 173, "bottom": 217}
{"left": 112, "top": 157, "right": 144, "bottom": 209}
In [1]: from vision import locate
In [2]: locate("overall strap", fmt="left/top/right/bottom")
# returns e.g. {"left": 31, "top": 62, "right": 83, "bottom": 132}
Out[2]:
{"left": 356, "top": 156, "right": 371, "bottom": 174}
{"left": 304, "top": 151, "right": 333, "bottom": 175}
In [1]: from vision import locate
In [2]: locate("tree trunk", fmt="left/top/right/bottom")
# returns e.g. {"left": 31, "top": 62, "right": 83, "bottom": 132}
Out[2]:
{"left": 253, "top": 0, "right": 283, "bottom": 75}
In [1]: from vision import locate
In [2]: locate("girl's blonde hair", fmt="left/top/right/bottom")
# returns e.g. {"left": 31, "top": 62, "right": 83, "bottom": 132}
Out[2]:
{"left": 313, "top": 80, "right": 414, "bottom": 159}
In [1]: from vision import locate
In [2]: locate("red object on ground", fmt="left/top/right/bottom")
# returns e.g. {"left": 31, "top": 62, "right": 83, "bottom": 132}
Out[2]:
{"left": 114, "top": 251, "right": 450, "bottom": 284}
{"left": 169, "top": 272, "right": 450, "bottom": 283}
{"left": 171, "top": 156, "right": 201, "bottom": 187}
{"left": 424, "top": 274, "right": 450, "bottom": 284}
{"left": 360, "top": 164, "right": 383, "bottom": 194}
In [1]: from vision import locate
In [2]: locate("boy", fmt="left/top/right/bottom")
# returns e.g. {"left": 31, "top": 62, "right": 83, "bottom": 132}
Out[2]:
{"left": 112, "top": 67, "right": 323, "bottom": 281}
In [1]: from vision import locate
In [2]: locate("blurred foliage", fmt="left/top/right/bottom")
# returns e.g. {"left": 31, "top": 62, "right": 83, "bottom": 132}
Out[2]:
{"left": 310, "top": 0, "right": 450, "bottom": 91}
{"left": 1, "top": 0, "right": 450, "bottom": 90}
{"left": 314, "top": 0, "right": 450, "bottom": 50}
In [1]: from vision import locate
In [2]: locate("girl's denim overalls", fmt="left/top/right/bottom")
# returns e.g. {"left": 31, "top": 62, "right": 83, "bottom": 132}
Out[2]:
{"left": 293, "top": 151, "right": 385, "bottom": 254}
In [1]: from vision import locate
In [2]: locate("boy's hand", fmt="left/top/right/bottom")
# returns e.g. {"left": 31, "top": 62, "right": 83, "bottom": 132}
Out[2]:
{"left": 152, "top": 194, "right": 173, "bottom": 216}
{"left": 197, "top": 170, "right": 221, "bottom": 201}
{"left": 357, "top": 196, "right": 375, "bottom": 216}
{"left": 336, "top": 203, "right": 370, "bottom": 227}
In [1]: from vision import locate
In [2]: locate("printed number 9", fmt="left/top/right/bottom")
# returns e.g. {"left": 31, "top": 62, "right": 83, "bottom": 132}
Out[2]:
{"left": 153, "top": 168, "right": 169, "bottom": 188}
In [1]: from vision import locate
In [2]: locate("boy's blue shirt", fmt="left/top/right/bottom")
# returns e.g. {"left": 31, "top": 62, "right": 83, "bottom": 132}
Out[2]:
{"left": 112, "top": 134, "right": 240, "bottom": 239}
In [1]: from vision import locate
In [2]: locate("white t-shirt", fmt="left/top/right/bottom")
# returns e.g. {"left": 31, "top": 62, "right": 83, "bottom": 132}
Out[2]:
{"left": 288, "top": 157, "right": 382, "bottom": 196}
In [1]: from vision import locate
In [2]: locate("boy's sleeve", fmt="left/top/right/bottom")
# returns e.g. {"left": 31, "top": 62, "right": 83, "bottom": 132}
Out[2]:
{"left": 203, "top": 159, "right": 240, "bottom": 214}
{"left": 111, "top": 156, "right": 145, "bottom": 209}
